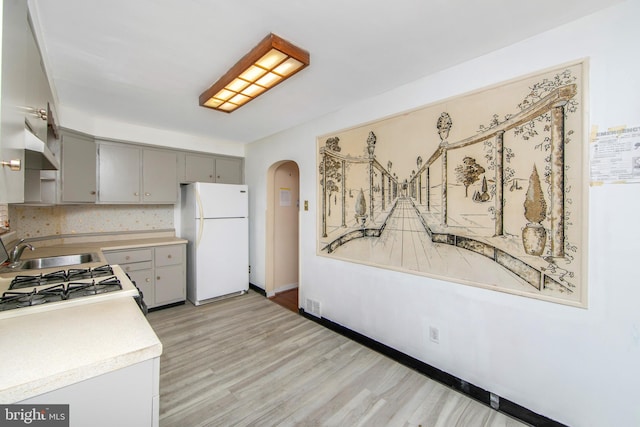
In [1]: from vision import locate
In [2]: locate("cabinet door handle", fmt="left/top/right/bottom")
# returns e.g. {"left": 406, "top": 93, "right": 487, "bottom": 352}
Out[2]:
{"left": 146, "top": 278, "right": 151, "bottom": 282}
{"left": 26, "top": 107, "right": 47, "bottom": 120}
{"left": 134, "top": 192, "right": 139, "bottom": 196}
{"left": 167, "top": 254, "right": 172, "bottom": 259}
{"left": 157, "top": 276, "right": 161, "bottom": 281}
{"left": 1, "top": 159, "right": 21, "bottom": 171}
{"left": 90, "top": 191, "right": 96, "bottom": 195}
{"left": 125, "top": 256, "right": 130, "bottom": 261}
{"left": 145, "top": 192, "right": 151, "bottom": 196}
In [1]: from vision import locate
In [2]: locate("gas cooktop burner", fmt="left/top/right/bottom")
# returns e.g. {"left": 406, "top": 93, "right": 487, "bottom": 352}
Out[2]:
{"left": 1, "top": 284, "right": 65, "bottom": 311}
{"left": 10, "top": 270, "right": 67, "bottom": 289}
{"left": 66, "top": 265, "right": 114, "bottom": 281}
{"left": 0, "top": 277, "right": 123, "bottom": 311}
{"left": 66, "top": 277, "right": 122, "bottom": 299}
{"left": 9, "top": 265, "right": 114, "bottom": 290}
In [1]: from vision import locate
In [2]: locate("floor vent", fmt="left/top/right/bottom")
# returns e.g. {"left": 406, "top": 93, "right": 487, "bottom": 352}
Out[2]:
{"left": 305, "top": 298, "right": 321, "bottom": 317}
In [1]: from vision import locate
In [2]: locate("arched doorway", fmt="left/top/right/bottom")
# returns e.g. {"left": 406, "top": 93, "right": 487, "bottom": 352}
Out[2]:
{"left": 265, "top": 161, "right": 300, "bottom": 306}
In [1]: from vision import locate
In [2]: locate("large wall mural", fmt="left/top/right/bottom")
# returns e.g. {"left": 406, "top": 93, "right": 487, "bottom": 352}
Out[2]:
{"left": 317, "top": 61, "right": 587, "bottom": 307}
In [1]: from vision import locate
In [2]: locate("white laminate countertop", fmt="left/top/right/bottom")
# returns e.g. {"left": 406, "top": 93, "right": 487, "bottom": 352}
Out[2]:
{"left": 22, "top": 236, "right": 189, "bottom": 257}
{"left": 0, "top": 297, "right": 162, "bottom": 403}
{"left": 0, "top": 235, "right": 188, "bottom": 279}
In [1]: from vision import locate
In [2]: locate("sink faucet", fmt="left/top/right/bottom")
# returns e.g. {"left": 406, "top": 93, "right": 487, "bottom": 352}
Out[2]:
{"left": 8, "top": 239, "right": 35, "bottom": 266}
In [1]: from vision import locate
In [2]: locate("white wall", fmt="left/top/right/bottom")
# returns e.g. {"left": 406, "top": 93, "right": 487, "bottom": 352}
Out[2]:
{"left": 58, "top": 106, "right": 245, "bottom": 157}
{"left": 245, "top": 2, "right": 640, "bottom": 426}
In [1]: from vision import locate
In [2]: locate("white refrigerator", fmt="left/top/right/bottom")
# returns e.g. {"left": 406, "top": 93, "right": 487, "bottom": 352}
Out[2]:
{"left": 181, "top": 182, "right": 249, "bottom": 305}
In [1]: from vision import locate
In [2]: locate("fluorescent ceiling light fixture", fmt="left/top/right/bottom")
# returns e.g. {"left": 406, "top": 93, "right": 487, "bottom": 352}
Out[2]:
{"left": 199, "top": 33, "right": 310, "bottom": 113}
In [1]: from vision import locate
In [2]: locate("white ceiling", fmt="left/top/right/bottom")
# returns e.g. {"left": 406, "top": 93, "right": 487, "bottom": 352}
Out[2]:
{"left": 29, "top": 0, "right": 621, "bottom": 145}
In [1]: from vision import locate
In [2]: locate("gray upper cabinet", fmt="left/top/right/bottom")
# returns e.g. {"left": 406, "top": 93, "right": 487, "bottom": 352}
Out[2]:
{"left": 142, "top": 149, "right": 177, "bottom": 203}
{"left": 182, "top": 153, "right": 243, "bottom": 184}
{"left": 61, "top": 131, "right": 96, "bottom": 203}
{"left": 97, "top": 142, "right": 177, "bottom": 204}
{"left": 0, "top": 0, "right": 27, "bottom": 203}
{"left": 215, "top": 157, "right": 243, "bottom": 184}
{"left": 184, "top": 154, "right": 214, "bottom": 183}
{"left": 24, "top": 19, "right": 48, "bottom": 143}
{"left": 98, "top": 143, "right": 141, "bottom": 203}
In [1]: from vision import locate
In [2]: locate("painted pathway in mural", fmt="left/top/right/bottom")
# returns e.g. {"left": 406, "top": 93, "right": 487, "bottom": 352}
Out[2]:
{"left": 331, "top": 197, "right": 532, "bottom": 292}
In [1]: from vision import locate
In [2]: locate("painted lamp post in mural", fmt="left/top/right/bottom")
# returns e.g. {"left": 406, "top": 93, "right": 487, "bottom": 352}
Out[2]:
{"left": 393, "top": 173, "right": 397, "bottom": 198}
{"left": 366, "top": 131, "right": 376, "bottom": 222}
{"left": 387, "top": 161, "right": 392, "bottom": 205}
{"left": 437, "top": 112, "right": 453, "bottom": 226}
{"left": 417, "top": 156, "right": 423, "bottom": 204}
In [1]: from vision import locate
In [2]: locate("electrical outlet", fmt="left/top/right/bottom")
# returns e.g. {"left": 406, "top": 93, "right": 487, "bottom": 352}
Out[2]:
{"left": 429, "top": 326, "right": 440, "bottom": 344}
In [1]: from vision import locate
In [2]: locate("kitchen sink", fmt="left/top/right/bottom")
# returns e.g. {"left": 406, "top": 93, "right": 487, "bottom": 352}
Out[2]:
{"left": 13, "top": 253, "right": 101, "bottom": 270}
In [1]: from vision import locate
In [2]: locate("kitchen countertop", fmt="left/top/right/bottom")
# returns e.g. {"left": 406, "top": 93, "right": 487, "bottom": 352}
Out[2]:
{"left": 22, "top": 235, "right": 188, "bottom": 257}
{"left": 0, "top": 232, "right": 182, "bottom": 402}
{"left": 0, "top": 297, "right": 162, "bottom": 402}
{"left": 0, "top": 235, "right": 188, "bottom": 279}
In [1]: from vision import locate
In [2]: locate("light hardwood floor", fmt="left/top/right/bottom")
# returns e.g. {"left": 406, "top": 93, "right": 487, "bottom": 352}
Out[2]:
{"left": 147, "top": 291, "right": 527, "bottom": 427}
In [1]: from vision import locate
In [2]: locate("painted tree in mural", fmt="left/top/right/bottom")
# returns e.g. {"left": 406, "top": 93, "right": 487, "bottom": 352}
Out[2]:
{"left": 455, "top": 156, "right": 485, "bottom": 197}
{"left": 319, "top": 137, "right": 342, "bottom": 216}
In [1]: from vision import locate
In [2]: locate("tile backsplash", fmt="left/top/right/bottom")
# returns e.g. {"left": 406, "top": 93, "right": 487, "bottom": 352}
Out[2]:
{"left": 0, "top": 204, "right": 8, "bottom": 230}
{"left": 8, "top": 205, "right": 174, "bottom": 238}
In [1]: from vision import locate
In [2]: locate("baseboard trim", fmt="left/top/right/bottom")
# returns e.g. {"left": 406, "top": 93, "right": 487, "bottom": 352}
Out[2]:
{"left": 148, "top": 300, "right": 185, "bottom": 312}
{"left": 249, "top": 283, "right": 266, "bottom": 297}
{"left": 273, "top": 283, "right": 298, "bottom": 294}
{"left": 299, "top": 308, "right": 566, "bottom": 427}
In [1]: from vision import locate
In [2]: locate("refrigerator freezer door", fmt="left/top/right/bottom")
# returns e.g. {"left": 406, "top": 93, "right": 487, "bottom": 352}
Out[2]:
{"left": 195, "top": 183, "right": 248, "bottom": 219}
{"left": 193, "top": 217, "right": 248, "bottom": 302}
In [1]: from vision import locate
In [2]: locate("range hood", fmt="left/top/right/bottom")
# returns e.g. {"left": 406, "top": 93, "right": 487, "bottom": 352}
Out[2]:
{"left": 24, "top": 128, "right": 59, "bottom": 170}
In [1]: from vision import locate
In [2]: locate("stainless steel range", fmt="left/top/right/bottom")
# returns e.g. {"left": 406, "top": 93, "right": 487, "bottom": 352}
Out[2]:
{"left": 0, "top": 264, "right": 144, "bottom": 319}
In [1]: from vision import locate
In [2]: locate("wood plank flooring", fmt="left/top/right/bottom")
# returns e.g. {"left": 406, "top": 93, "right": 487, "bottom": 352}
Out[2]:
{"left": 147, "top": 291, "right": 527, "bottom": 427}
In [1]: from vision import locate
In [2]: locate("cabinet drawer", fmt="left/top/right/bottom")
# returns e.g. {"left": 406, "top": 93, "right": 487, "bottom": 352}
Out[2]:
{"left": 120, "top": 261, "right": 153, "bottom": 274}
{"left": 104, "top": 249, "right": 153, "bottom": 265}
{"left": 155, "top": 245, "right": 183, "bottom": 267}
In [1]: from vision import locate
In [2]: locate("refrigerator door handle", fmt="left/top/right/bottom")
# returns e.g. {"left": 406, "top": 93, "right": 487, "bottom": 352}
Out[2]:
{"left": 196, "top": 189, "right": 205, "bottom": 249}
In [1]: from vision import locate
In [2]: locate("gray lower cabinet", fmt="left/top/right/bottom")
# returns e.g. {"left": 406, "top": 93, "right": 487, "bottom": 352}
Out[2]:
{"left": 20, "top": 358, "right": 159, "bottom": 427}
{"left": 104, "top": 244, "right": 186, "bottom": 309}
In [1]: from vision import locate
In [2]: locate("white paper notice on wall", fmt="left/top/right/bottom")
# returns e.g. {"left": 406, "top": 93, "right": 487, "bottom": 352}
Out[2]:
{"left": 590, "top": 125, "right": 640, "bottom": 184}
{"left": 279, "top": 188, "right": 291, "bottom": 206}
